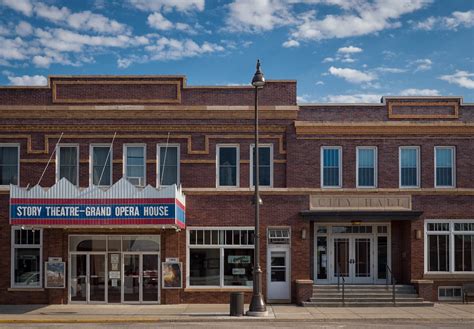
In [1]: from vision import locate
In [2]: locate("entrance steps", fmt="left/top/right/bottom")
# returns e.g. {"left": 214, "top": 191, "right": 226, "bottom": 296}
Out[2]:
{"left": 302, "top": 284, "right": 434, "bottom": 307}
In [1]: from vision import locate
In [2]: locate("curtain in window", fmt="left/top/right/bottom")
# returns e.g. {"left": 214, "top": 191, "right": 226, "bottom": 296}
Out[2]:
{"left": 219, "top": 148, "right": 237, "bottom": 186}
{"left": 436, "top": 148, "right": 453, "bottom": 186}
{"left": 126, "top": 147, "right": 145, "bottom": 178}
{"left": 59, "top": 147, "right": 78, "bottom": 185}
{"left": 428, "top": 234, "right": 449, "bottom": 271}
{"left": 454, "top": 235, "right": 474, "bottom": 271}
{"left": 0, "top": 147, "right": 18, "bottom": 185}
{"left": 400, "top": 148, "right": 417, "bottom": 186}
{"left": 358, "top": 148, "right": 375, "bottom": 187}
{"left": 323, "top": 149, "right": 340, "bottom": 186}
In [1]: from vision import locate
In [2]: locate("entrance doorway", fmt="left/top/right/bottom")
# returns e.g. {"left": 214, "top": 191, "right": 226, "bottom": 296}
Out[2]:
{"left": 123, "top": 253, "right": 160, "bottom": 303}
{"left": 70, "top": 253, "right": 107, "bottom": 303}
{"left": 314, "top": 224, "right": 390, "bottom": 284}
{"left": 266, "top": 228, "right": 291, "bottom": 302}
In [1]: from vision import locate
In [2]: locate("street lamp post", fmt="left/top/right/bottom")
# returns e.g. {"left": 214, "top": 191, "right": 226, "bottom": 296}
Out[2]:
{"left": 247, "top": 59, "right": 268, "bottom": 317}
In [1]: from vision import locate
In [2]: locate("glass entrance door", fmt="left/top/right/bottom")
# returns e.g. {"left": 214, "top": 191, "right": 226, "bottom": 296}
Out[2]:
{"left": 69, "top": 253, "right": 106, "bottom": 303}
{"left": 334, "top": 238, "right": 350, "bottom": 281}
{"left": 353, "top": 238, "right": 372, "bottom": 284}
{"left": 122, "top": 253, "right": 160, "bottom": 303}
{"left": 331, "top": 236, "right": 373, "bottom": 284}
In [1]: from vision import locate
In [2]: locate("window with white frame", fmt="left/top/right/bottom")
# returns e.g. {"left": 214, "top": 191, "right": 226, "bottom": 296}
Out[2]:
{"left": 91, "top": 145, "right": 112, "bottom": 186}
{"left": 250, "top": 144, "right": 273, "bottom": 187}
{"left": 357, "top": 147, "right": 377, "bottom": 188}
{"left": 321, "top": 147, "right": 342, "bottom": 188}
{"left": 188, "top": 228, "right": 254, "bottom": 287}
{"left": 268, "top": 228, "right": 290, "bottom": 244}
{"left": 400, "top": 147, "right": 420, "bottom": 188}
{"left": 11, "top": 227, "right": 42, "bottom": 288}
{"left": 435, "top": 146, "right": 455, "bottom": 188}
{"left": 57, "top": 145, "right": 79, "bottom": 185}
{"left": 426, "top": 221, "right": 474, "bottom": 273}
{"left": 124, "top": 145, "right": 146, "bottom": 186}
{"left": 157, "top": 144, "right": 179, "bottom": 186}
{"left": 0, "top": 144, "right": 19, "bottom": 185}
{"left": 217, "top": 145, "right": 239, "bottom": 187}
{"left": 438, "top": 287, "right": 462, "bottom": 301}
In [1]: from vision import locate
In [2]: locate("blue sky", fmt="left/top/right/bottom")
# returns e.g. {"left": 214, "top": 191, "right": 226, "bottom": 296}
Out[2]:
{"left": 0, "top": 0, "right": 473, "bottom": 103}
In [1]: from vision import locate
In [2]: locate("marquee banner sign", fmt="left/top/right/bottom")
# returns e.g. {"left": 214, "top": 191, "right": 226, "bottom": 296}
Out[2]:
{"left": 10, "top": 178, "right": 185, "bottom": 228}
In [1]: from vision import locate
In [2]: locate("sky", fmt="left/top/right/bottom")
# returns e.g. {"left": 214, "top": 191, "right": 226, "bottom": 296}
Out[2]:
{"left": 0, "top": 0, "right": 473, "bottom": 103}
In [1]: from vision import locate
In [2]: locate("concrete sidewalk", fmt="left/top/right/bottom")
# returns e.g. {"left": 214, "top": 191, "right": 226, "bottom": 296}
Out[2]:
{"left": 0, "top": 303, "right": 473, "bottom": 323}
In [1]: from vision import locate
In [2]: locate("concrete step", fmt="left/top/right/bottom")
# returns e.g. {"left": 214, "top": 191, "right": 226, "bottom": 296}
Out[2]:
{"left": 310, "top": 297, "right": 425, "bottom": 303}
{"left": 312, "top": 289, "right": 416, "bottom": 294}
{"left": 302, "top": 301, "right": 435, "bottom": 307}
{"left": 310, "top": 293, "right": 419, "bottom": 298}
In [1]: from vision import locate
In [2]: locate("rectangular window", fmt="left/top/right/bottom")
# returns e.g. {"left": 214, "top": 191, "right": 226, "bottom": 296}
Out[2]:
{"left": 91, "top": 145, "right": 112, "bottom": 186}
{"left": 426, "top": 221, "right": 474, "bottom": 273}
{"left": 435, "top": 146, "right": 455, "bottom": 188}
{"left": 250, "top": 145, "right": 273, "bottom": 187}
{"left": 438, "top": 287, "right": 462, "bottom": 301}
{"left": 399, "top": 147, "right": 420, "bottom": 188}
{"left": 217, "top": 145, "right": 239, "bottom": 187}
{"left": 188, "top": 228, "right": 254, "bottom": 288}
{"left": 0, "top": 145, "right": 19, "bottom": 185}
{"left": 57, "top": 145, "right": 78, "bottom": 185}
{"left": 357, "top": 147, "right": 377, "bottom": 188}
{"left": 157, "top": 144, "right": 179, "bottom": 186}
{"left": 321, "top": 147, "right": 342, "bottom": 188}
{"left": 124, "top": 145, "right": 145, "bottom": 186}
{"left": 11, "top": 228, "right": 42, "bottom": 288}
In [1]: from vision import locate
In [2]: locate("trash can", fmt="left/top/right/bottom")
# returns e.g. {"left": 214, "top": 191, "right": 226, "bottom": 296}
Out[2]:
{"left": 229, "top": 292, "right": 244, "bottom": 316}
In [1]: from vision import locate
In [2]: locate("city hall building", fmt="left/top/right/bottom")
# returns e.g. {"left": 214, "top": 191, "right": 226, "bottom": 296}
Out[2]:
{"left": 0, "top": 75, "right": 473, "bottom": 305}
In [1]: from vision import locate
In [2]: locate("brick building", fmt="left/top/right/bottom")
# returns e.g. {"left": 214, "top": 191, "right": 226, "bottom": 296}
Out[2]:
{"left": 0, "top": 76, "right": 472, "bottom": 305}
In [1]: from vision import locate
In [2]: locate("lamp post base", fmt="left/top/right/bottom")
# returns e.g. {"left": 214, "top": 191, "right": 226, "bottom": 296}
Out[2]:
{"left": 247, "top": 293, "right": 268, "bottom": 317}
{"left": 246, "top": 310, "right": 269, "bottom": 317}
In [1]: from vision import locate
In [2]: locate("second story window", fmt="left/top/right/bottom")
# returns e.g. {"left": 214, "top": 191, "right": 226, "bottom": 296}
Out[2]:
{"left": 0, "top": 144, "right": 19, "bottom": 185}
{"left": 124, "top": 145, "right": 145, "bottom": 186}
{"left": 321, "top": 147, "right": 342, "bottom": 188}
{"left": 158, "top": 144, "right": 180, "bottom": 186}
{"left": 217, "top": 145, "right": 239, "bottom": 187}
{"left": 91, "top": 145, "right": 112, "bottom": 186}
{"left": 57, "top": 145, "right": 78, "bottom": 185}
{"left": 399, "top": 146, "right": 420, "bottom": 188}
{"left": 435, "top": 146, "right": 455, "bottom": 188}
{"left": 357, "top": 147, "right": 377, "bottom": 188}
{"left": 250, "top": 145, "right": 273, "bottom": 187}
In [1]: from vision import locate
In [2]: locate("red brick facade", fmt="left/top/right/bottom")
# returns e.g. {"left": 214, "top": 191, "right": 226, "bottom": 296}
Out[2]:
{"left": 0, "top": 76, "right": 472, "bottom": 304}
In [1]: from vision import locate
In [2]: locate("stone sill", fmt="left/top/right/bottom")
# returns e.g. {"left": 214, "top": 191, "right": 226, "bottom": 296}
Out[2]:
{"left": 8, "top": 288, "right": 45, "bottom": 292}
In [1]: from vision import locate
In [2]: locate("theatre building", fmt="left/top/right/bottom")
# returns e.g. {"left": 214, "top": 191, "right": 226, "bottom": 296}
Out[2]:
{"left": 0, "top": 75, "right": 473, "bottom": 306}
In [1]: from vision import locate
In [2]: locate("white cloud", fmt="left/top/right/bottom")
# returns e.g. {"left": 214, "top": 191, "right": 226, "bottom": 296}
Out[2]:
{"left": 399, "top": 88, "right": 440, "bottom": 96}
{"left": 324, "top": 93, "right": 382, "bottom": 103}
{"left": 226, "top": 0, "right": 294, "bottom": 32}
{"left": 439, "top": 71, "right": 474, "bottom": 90}
{"left": 34, "top": 3, "right": 70, "bottom": 23}
{"left": 282, "top": 39, "right": 300, "bottom": 48}
{"left": 413, "top": 58, "right": 432, "bottom": 71}
{"left": 129, "top": 0, "right": 204, "bottom": 12}
{"left": 341, "top": 57, "right": 355, "bottom": 63}
{"left": 322, "top": 57, "right": 334, "bottom": 63}
{"left": 32, "top": 55, "right": 51, "bottom": 68}
{"left": 375, "top": 67, "right": 406, "bottom": 73}
{"left": 0, "top": 36, "right": 29, "bottom": 61}
{"left": 147, "top": 12, "right": 174, "bottom": 30}
{"left": 7, "top": 74, "right": 47, "bottom": 86}
{"left": 0, "top": 0, "right": 33, "bottom": 16}
{"left": 328, "top": 66, "right": 376, "bottom": 83}
{"left": 414, "top": 10, "right": 474, "bottom": 30}
{"left": 145, "top": 37, "right": 224, "bottom": 61}
{"left": 15, "top": 21, "right": 33, "bottom": 36}
{"left": 337, "top": 46, "right": 362, "bottom": 54}
{"left": 315, "top": 80, "right": 324, "bottom": 85}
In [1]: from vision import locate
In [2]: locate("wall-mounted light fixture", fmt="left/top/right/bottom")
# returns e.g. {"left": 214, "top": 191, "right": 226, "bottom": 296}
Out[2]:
{"left": 351, "top": 220, "right": 362, "bottom": 226}
{"left": 415, "top": 229, "right": 422, "bottom": 240}
{"left": 301, "top": 228, "right": 307, "bottom": 240}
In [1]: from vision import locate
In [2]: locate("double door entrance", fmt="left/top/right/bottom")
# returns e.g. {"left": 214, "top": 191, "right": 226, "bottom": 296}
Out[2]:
{"left": 333, "top": 236, "right": 372, "bottom": 284}
{"left": 70, "top": 252, "right": 160, "bottom": 304}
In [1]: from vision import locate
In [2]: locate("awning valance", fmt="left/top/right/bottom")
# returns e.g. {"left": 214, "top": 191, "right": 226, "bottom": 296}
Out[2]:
{"left": 10, "top": 178, "right": 185, "bottom": 228}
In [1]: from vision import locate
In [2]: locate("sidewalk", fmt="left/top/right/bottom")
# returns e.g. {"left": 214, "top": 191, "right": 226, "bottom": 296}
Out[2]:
{"left": 0, "top": 303, "right": 473, "bottom": 323}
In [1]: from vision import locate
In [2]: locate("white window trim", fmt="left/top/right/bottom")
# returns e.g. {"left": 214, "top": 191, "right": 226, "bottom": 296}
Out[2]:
{"left": 216, "top": 144, "right": 240, "bottom": 188}
{"left": 156, "top": 143, "right": 180, "bottom": 187}
{"left": 249, "top": 144, "right": 274, "bottom": 188}
{"left": 399, "top": 146, "right": 420, "bottom": 188}
{"left": 320, "top": 146, "right": 342, "bottom": 188}
{"left": 356, "top": 146, "right": 377, "bottom": 188}
{"left": 89, "top": 144, "right": 113, "bottom": 187}
{"left": 438, "top": 286, "right": 463, "bottom": 301}
{"left": 11, "top": 226, "right": 43, "bottom": 289}
{"left": 0, "top": 143, "right": 20, "bottom": 186}
{"left": 434, "top": 146, "right": 456, "bottom": 188}
{"left": 186, "top": 226, "right": 254, "bottom": 289}
{"left": 123, "top": 144, "right": 146, "bottom": 186}
{"left": 55, "top": 144, "right": 79, "bottom": 186}
{"left": 424, "top": 219, "right": 474, "bottom": 274}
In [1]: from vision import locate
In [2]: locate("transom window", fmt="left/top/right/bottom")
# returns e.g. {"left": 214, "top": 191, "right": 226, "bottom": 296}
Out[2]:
{"left": 268, "top": 228, "right": 290, "bottom": 244}
{"left": 357, "top": 147, "right": 377, "bottom": 188}
{"left": 250, "top": 145, "right": 273, "bottom": 187}
{"left": 321, "top": 147, "right": 342, "bottom": 188}
{"left": 399, "top": 146, "right": 420, "bottom": 188}
{"left": 57, "top": 145, "right": 79, "bottom": 185}
{"left": 217, "top": 145, "right": 239, "bottom": 187}
{"left": 0, "top": 144, "right": 19, "bottom": 185}
{"left": 188, "top": 228, "right": 254, "bottom": 288}
{"left": 426, "top": 221, "right": 474, "bottom": 273}
{"left": 157, "top": 144, "right": 180, "bottom": 186}
{"left": 91, "top": 145, "right": 112, "bottom": 186}
{"left": 435, "top": 146, "right": 455, "bottom": 188}
{"left": 124, "top": 145, "right": 146, "bottom": 186}
{"left": 11, "top": 227, "right": 42, "bottom": 288}
{"left": 331, "top": 226, "right": 373, "bottom": 234}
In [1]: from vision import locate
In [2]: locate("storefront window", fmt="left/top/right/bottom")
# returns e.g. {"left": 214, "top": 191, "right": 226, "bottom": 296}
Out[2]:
{"left": 188, "top": 228, "right": 254, "bottom": 287}
{"left": 12, "top": 228, "right": 42, "bottom": 288}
